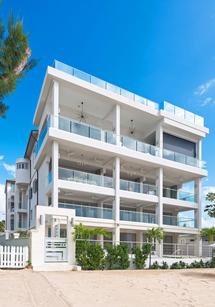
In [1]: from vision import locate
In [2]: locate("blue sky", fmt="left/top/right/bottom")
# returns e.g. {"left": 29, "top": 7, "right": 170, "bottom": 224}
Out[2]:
{"left": 0, "top": 0, "right": 215, "bottom": 224}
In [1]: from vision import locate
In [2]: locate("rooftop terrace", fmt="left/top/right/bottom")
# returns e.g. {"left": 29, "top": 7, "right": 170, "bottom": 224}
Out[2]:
{"left": 53, "top": 60, "right": 205, "bottom": 128}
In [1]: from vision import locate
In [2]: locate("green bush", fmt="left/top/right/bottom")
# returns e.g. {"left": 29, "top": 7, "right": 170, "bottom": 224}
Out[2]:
{"left": 76, "top": 241, "right": 105, "bottom": 270}
{"left": 160, "top": 261, "right": 169, "bottom": 269}
{"left": 132, "top": 244, "right": 151, "bottom": 269}
{"left": 105, "top": 244, "right": 129, "bottom": 270}
{"left": 170, "top": 261, "right": 186, "bottom": 269}
{"left": 151, "top": 261, "right": 160, "bottom": 269}
{"left": 188, "top": 260, "right": 205, "bottom": 269}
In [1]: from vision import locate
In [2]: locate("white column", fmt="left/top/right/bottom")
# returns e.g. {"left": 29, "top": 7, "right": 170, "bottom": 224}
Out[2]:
{"left": 197, "top": 139, "right": 202, "bottom": 161}
{"left": 156, "top": 167, "right": 163, "bottom": 257}
{"left": 113, "top": 156, "right": 120, "bottom": 244}
{"left": 52, "top": 80, "right": 59, "bottom": 128}
{"left": 113, "top": 104, "right": 120, "bottom": 145}
{"left": 195, "top": 178, "right": 202, "bottom": 229}
{"left": 136, "top": 231, "right": 143, "bottom": 248}
{"left": 156, "top": 122, "right": 163, "bottom": 157}
{"left": 52, "top": 141, "right": 59, "bottom": 208}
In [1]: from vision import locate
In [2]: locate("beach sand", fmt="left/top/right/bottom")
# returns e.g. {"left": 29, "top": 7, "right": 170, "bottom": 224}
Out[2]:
{"left": 0, "top": 269, "right": 215, "bottom": 307}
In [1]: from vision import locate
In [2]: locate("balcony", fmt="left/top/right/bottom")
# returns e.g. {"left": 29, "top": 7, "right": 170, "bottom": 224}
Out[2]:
{"left": 35, "top": 113, "right": 206, "bottom": 170}
{"left": 163, "top": 187, "right": 196, "bottom": 203}
{"left": 120, "top": 179, "right": 157, "bottom": 195}
{"left": 59, "top": 167, "right": 113, "bottom": 188}
{"left": 54, "top": 60, "right": 159, "bottom": 111}
{"left": 120, "top": 210, "right": 156, "bottom": 223}
{"left": 163, "top": 148, "right": 206, "bottom": 169}
{"left": 59, "top": 202, "right": 156, "bottom": 224}
{"left": 163, "top": 215, "right": 195, "bottom": 228}
{"left": 163, "top": 101, "right": 204, "bottom": 127}
{"left": 59, "top": 115, "right": 116, "bottom": 145}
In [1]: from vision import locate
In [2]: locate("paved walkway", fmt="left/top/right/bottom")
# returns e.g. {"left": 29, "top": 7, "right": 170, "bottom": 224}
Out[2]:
{"left": 1, "top": 269, "right": 215, "bottom": 307}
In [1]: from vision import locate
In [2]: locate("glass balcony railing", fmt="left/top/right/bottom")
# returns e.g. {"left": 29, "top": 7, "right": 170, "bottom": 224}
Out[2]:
{"left": 58, "top": 115, "right": 116, "bottom": 145}
{"left": 59, "top": 203, "right": 113, "bottom": 219}
{"left": 163, "top": 215, "right": 195, "bottom": 228}
{"left": 163, "top": 187, "right": 196, "bottom": 203}
{"left": 163, "top": 102, "right": 204, "bottom": 127}
{"left": 58, "top": 167, "right": 114, "bottom": 188}
{"left": 54, "top": 60, "right": 159, "bottom": 111}
{"left": 35, "top": 115, "right": 50, "bottom": 155}
{"left": 120, "top": 210, "right": 156, "bottom": 223}
{"left": 120, "top": 179, "right": 157, "bottom": 195}
{"left": 163, "top": 148, "right": 206, "bottom": 169}
{"left": 121, "top": 135, "right": 160, "bottom": 156}
{"left": 59, "top": 202, "right": 156, "bottom": 224}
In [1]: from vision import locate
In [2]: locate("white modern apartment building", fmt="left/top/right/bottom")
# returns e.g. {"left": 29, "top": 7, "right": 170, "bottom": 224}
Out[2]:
{"left": 5, "top": 60, "right": 209, "bottom": 258}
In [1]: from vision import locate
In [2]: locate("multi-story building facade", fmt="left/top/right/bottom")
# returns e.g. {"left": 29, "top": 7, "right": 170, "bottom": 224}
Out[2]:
{"left": 5, "top": 60, "right": 209, "bottom": 258}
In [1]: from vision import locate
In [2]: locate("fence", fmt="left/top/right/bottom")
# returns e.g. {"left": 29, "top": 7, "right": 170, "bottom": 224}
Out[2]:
{"left": 0, "top": 245, "right": 29, "bottom": 268}
{"left": 45, "top": 237, "right": 68, "bottom": 262}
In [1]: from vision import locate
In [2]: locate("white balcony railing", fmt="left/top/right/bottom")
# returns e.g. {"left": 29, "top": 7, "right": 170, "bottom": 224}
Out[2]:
{"left": 163, "top": 187, "right": 196, "bottom": 203}
{"left": 35, "top": 113, "right": 206, "bottom": 170}
{"left": 54, "top": 60, "right": 159, "bottom": 111}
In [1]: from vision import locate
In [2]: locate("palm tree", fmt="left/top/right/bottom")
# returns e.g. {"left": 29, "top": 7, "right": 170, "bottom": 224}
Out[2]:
{"left": 146, "top": 227, "right": 164, "bottom": 268}
{"left": 0, "top": 14, "right": 36, "bottom": 117}
{"left": 200, "top": 227, "right": 215, "bottom": 244}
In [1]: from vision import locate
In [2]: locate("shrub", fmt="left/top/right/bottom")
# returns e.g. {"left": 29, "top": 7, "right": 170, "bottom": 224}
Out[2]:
{"left": 133, "top": 244, "right": 150, "bottom": 269}
{"left": 170, "top": 261, "right": 186, "bottom": 269}
{"left": 188, "top": 260, "right": 205, "bottom": 269}
{"left": 76, "top": 241, "right": 105, "bottom": 270}
{"left": 151, "top": 261, "right": 160, "bottom": 269}
{"left": 105, "top": 244, "right": 129, "bottom": 270}
{"left": 160, "top": 261, "right": 169, "bottom": 269}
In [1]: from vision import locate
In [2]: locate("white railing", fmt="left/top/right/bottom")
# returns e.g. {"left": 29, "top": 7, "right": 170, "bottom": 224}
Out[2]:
{"left": 54, "top": 60, "right": 159, "bottom": 111}
{"left": 163, "top": 101, "right": 204, "bottom": 127}
{"left": 45, "top": 237, "right": 68, "bottom": 262}
{"left": 0, "top": 245, "right": 29, "bottom": 268}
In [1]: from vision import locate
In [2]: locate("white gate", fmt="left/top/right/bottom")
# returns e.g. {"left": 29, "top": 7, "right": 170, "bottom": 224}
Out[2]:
{"left": 45, "top": 238, "right": 68, "bottom": 262}
{"left": 0, "top": 245, "right": 29, "bottom": 268}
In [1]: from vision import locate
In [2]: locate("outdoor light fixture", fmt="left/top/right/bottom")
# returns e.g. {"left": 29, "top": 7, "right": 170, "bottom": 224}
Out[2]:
{"left": 129, "top": 119, "right": 135, "bottom": 135}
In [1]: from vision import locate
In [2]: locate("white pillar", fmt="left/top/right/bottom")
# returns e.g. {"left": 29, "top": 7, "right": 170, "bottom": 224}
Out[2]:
{"left": 52, "top": 80, "right": 59, "bottom": 128}
{"left": 197, "top": 139, "right": 202, "bottom": 161}
{"left": 52, "top": 141, "right": 59, "bottom": 208}
{"left": 156, "top": 167, "right": 163, "bottom": 257}
{"left": 113, "top": 156, "right": 120, "bottom": 244}
{"left": 156, "top": 122, "right": 163, "bottom": 157}
{"left": 195, "top": 178, "right": 202, "bottom": 229}
{"left": 113, "top": 104, "right": 120, "bottom": 145}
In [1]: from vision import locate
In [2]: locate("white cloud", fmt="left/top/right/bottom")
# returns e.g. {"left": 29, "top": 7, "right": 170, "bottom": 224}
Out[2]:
{"left": 195, "top": 78, "right": 215, "bottom": 96}
{"left": 3, "top": 163, "right": 15, "bottom": 177}
{"left": 200, "top": 96, "right": 215, "bottom": 107}
{"left": 0, "top": 155, "right": 4, "bottom": 161}
{"left": 0, "top": 184, "right": 5, "bottom": 221}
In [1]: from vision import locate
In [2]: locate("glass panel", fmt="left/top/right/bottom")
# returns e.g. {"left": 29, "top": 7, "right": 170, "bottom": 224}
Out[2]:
{"left": 59, "top": 116, "right": 70, "bottom": 132}
{"left": 72, "top": 122, "right": 89, "bottom": 137}
{"left": 107, "top": 83, "right": 121, "bottom": 94}
{"left": 105, "top": 131, "right": 116, "bottom": 144}
{"left": 185, "top": 111, "right": 195, "bottom": 124}
{"left": 175, "top": 152, "right": 186, "bottom": 164}
{"left": 74, "top": 68, "right": 91, "bottom": 82}
{"left": 91, "top": 76, "right": 106, "bottom": 88}
{"left": 134, "top": 94, "right": 146, "bottom": 105}
{"left": 122, "top": 136, "right": 136, "bottom": 150}
{"left": 89, "top": 126, "right": 101, "bottom": 140}
{"left": 120, "top": 88, "right": 134, "bottom": 100}
{"left": 163, "top": 149, "right": 175, "bottom": 161}
{"left": 175, "top": 106, "right": 185, "bottom": 119}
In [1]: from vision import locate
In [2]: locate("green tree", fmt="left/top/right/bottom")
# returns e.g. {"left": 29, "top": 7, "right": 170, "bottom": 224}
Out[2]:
{"left": 204, "top": 192, "right": 215, "bottom": 218}
{"left": 200, "top": 227, "right": 215, "bottom": 243}
{"left": 0, "top": 13, "right": 36, "bottom": 117}
{"left": 0, "top": 220, "right": 5, "bottom": 232}
{"left": 145, "top": 227, "right": 164, "bottom": 268}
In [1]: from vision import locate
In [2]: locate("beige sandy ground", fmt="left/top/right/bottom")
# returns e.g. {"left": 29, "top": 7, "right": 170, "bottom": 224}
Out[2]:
{"left": 0, "top": 269, "right": 215, "bottom": 307}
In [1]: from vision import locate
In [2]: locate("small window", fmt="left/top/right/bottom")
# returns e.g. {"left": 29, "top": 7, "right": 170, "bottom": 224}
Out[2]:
{"left": 33, "top": 179, "right": 38, "bottom": 193}
{"left": 29, "top": 187, "right": 32, "bottom": 199}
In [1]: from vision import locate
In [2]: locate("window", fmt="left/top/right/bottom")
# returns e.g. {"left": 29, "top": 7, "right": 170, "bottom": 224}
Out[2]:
{"left": 29, "top": 187, "right": 32, "bottom": 199}
{"left": 16, "top": 162, "right": 28, "bottom": 169}
{"left": 33, "top": 179, "right": 38, "bottom": 193}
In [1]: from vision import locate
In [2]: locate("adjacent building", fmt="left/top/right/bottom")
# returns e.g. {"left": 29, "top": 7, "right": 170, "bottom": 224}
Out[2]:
{"left": 5, "top": 60, "right": 209, "bottom": 258}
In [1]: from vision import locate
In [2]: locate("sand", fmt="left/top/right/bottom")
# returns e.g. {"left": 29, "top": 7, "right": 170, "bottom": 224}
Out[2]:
{"left": 0, "top": 269, "right": 215, "bottom": 307}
